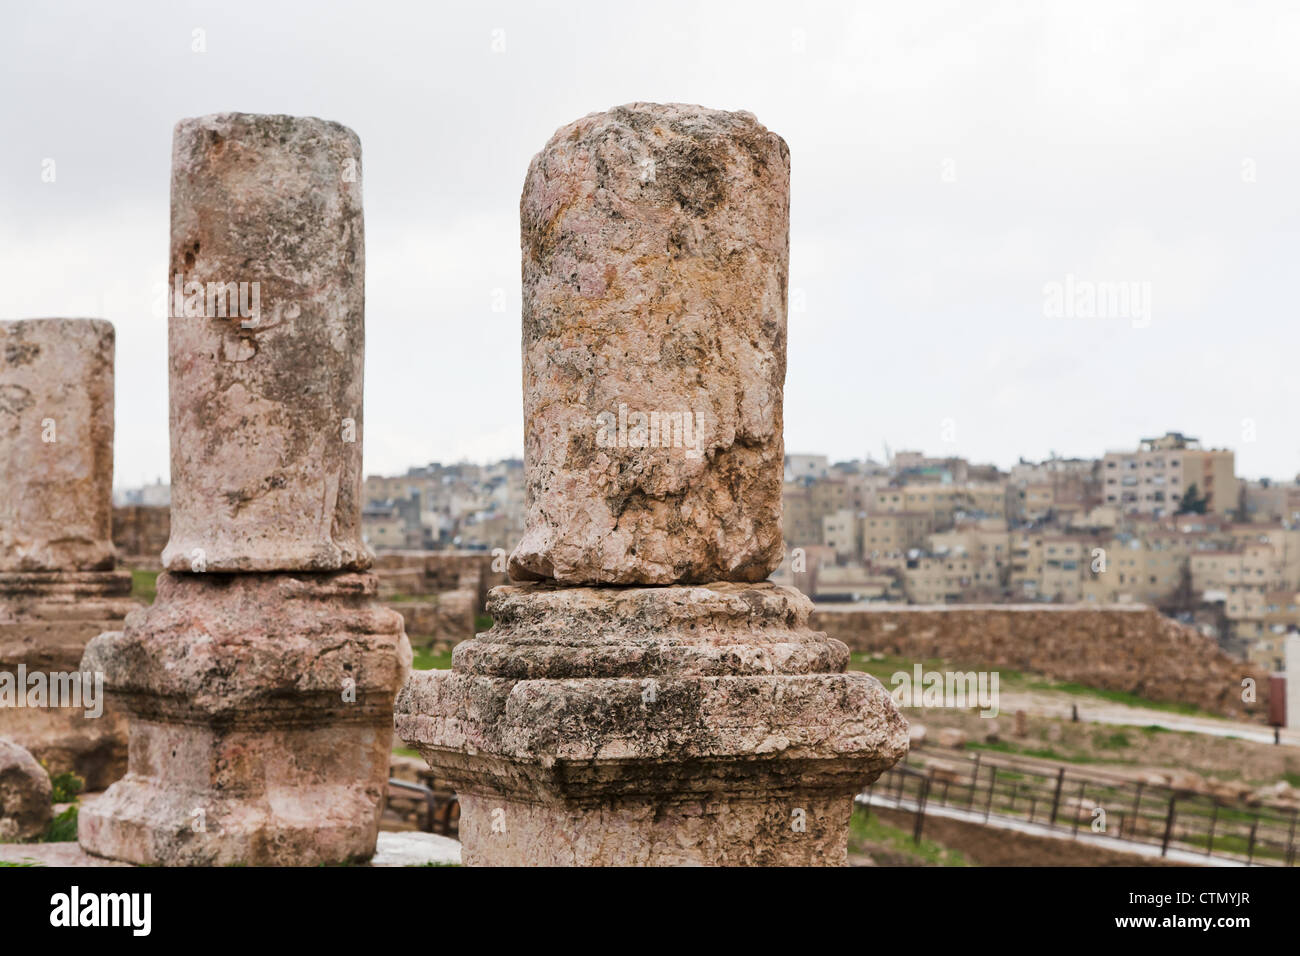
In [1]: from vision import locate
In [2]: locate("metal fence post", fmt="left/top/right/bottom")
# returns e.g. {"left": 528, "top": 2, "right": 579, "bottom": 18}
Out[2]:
{"left": 1049, "top": 766, "right": 1066, "bottom": 827}
{"left": 914, "top": 776, "right": 931, "bottom": 845}
{"left": 1161, "top": 797, "right": 1177, "bottom": 858}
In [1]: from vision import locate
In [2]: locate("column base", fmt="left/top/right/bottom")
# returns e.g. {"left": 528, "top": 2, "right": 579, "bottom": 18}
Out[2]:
{"left": 77, "top": 571, "right": 411, "bottom": 866}
{"left": 396, "top": 582, "right": 908, "bottom": 866}
{"left": 78, "top": 720, "right": 392, "bottom": 867}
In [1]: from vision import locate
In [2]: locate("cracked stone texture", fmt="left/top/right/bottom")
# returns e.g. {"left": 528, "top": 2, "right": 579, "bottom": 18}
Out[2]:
{"left": 0, "top": 738, "right": 53, "bottom": 842}
{"left": 396, "top": 582, "right": 908, "bottom": 865}
{"left": 162, "top": 113, "right": 368, "bottom": 573}
{"left": 1, "top": 319, "right": 117, "bottom": 572}
{"left": 508, "top": 103, "right": 790, "bottom": 585}
{"left": 78, "top": 571, "right": 412, "bottom": 866}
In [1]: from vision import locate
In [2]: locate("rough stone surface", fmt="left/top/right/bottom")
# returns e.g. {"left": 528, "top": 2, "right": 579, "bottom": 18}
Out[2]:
{"left": 78, "top": 572, "right": 411, "bottom": 866}
{"left": 1, "top": 319, "right": 116, "bottom": 572}
{"left": 397, "top": 583, "right": 908, "bottom": 866}
{"left": 509, "top": 103, "right": 790, "bottom": 586}
{"left": 0, "top": 737, "right": 53, "bottom": 841}
{"left": 814, "top": 604, "right": 1268, "bottom": 720}
{"left": 162, "top": 113, "right": 368, "bottom": 573}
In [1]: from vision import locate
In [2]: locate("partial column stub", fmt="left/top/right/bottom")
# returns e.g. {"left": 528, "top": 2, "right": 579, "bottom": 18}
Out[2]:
{"left": 162, "top": 112, "right": 368, "bottom": 574}
{"left": 509, "top": 103, "right": 790, "bottom": 586}
{"left": 0, "top": 318, "right": 132, "bottom": 788}
{"left": 1, "top": 319, "right": 116, "bottom": 573}
{"left": 79, "top": 114, "right": 410, "bottom": 867}
{"left": 397, "top": 103, "right": 906, "bottom": 867}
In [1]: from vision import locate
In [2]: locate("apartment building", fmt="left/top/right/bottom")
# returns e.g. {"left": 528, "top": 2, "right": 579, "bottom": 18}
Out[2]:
{"left": 902, "top": 552, "right": 977, "bottom": 604}
{"left": 784, "top": 454, "right": 829, "bottom": 483}
{"left": 862, "top": 511, "right": 933, "bottom": 556}
{"left": 1102, "top": 432, "right": 1237, "bottom": 517}
{"left": 1242, "top": 479, "right": 1300, "bottom": 524}
{"left": 823, "top": 508, "right": 861, "bottom": 561}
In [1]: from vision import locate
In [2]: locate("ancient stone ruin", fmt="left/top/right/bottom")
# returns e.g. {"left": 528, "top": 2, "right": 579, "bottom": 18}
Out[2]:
{"left": 77, "top": 113, "right": 411, "bottom": 866}
{"left": 396, "top": 103, "right": 907, "bottom": 865}
{"left": 0, "top": 318, "right": 133, "bottom": 790}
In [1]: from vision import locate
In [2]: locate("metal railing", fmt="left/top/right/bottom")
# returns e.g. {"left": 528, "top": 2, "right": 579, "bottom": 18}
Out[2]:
{"left": 387, "top": 778, "right": 459, "bottom": 836}
{"left": 862, "top": 750, "right": 1298, "bottom": 866}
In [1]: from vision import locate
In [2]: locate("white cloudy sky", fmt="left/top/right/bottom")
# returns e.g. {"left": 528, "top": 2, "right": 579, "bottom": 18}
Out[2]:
{"left": 2, "top": 1, "right": 1298, "bottom": 487}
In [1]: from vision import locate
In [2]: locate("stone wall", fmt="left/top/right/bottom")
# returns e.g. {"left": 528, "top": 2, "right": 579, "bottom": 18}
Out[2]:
{"left": 111, "top": 505, "right": 170, "bottom": 567}
{"left": 813, "top": 603, "right": 1269, "bottom": 721}
{"left": 372, "top": 550, "right": 506, "bottom": 613}
{"left": 388, "top": 589, "right": 476, "bottom": 649}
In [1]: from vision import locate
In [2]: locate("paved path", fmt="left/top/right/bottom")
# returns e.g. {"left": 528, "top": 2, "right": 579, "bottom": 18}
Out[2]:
{"left": 995, "top": 689, "right": 1298, "bottom": 747}
{"left": 0, "top": 830, "right": 462, "bottom": 867}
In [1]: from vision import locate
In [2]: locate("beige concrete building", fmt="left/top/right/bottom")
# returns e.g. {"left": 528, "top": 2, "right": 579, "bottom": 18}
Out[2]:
{"left": 823, "top": 508, "right": 861, "bottom": 561}
{"left": 1102, "top": 432, "right": 1237, "bottom": 517}
{"left": 862, "top": 511, "right": 932, "bottom": 556}
{"left": 902, "top": 553, "right": 977, "bottom": 604}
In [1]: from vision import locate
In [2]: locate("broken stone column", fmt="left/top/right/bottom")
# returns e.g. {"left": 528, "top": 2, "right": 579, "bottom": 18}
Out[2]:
{"left": 396, "top": 104, "right": 907, "bottom": 866}
{"left": 78, "top": 113, "right": 410, "bottom": 866}
{"left": 0, "top": 318, "right": 132, "bottom": 789}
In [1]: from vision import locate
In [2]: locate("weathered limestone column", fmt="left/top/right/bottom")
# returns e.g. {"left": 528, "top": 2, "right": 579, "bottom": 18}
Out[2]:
{"left": 396, "top": 104, "right": 906, "bottom": 865}
{"left": 78, "top": 114, "right": 411, "bottom": 866}
{"left": 0, "top": 318, "right": 132, "bottom": 789}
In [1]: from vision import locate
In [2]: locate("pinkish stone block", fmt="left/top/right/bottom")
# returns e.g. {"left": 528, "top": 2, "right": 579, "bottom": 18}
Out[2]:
{"left": 1, "top": 319, "right": 116, "bottom": 572}
{"left": 509, "top": 103, "right": 790, "bottom": 586}
{"left": 162, "top": 113, "right": 368, "bottom": 573}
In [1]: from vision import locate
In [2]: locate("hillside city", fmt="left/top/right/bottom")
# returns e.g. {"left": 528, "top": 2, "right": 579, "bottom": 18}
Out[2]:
{"left": 115, "top": 430, "right": 1300, "bottom": 674}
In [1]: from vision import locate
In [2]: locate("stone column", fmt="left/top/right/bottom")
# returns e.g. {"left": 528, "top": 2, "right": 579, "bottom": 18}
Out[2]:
{"left": 0, "top": 318, "right": 133, "bottom": 789}
{"left": 78, "top": 113, "right": 410, "bottom": 866}
{"left": 396, "top": 103, "right": 906, "bottom": 866}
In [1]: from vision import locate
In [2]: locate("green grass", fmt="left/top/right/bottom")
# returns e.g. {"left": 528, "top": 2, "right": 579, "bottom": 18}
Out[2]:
{"left": 848, "top": 653, "right": 1218, "bottom": 718}
{"left": 130, "top": 569, "right": 158, "bottom": 603}
{"left": 411, "top": 648, "right": 453, "bottom": 671}
{"left": 847, "top": 808, "right": 971, "bottom": 866}
{"left": 0, "top": 861, "right": 43, "bottom": 867}
{"left": 474, "top": 614, "right": 493, "bottom": 632}
{"left": 48, "top": 771, "right": 84, "bottom": 804}
{"left": 40, "top": 806, "right": 78, "bottom": 843}
{"left": 1092, "top": 731, "right": 1132, "bottom": 750}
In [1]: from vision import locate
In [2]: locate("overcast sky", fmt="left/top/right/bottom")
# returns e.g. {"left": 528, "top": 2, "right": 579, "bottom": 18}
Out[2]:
{"left": 3, "top": 1, "right": 1298, "bottom": 487}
